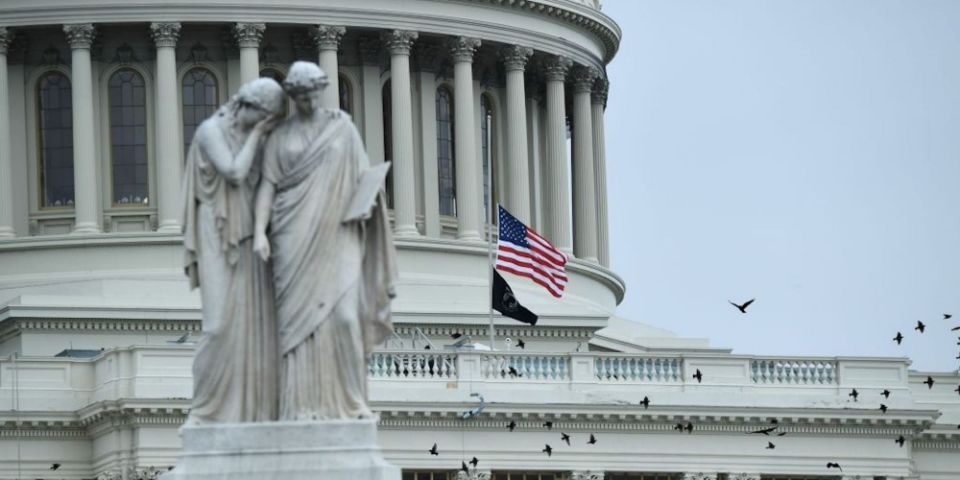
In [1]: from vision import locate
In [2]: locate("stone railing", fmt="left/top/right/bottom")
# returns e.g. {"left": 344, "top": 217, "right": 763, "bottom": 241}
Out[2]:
{"left": 0, "top": 347, "right": 920, "bottom": 413}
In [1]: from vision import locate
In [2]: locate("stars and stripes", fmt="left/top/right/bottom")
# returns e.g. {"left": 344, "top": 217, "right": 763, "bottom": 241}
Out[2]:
{"left": 495, "top": 205, "right": 568, "bottom": 298}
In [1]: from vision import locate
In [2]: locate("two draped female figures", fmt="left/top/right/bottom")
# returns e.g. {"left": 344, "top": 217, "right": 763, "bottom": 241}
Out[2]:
{"left": 181, "top": 61, "right": 397, "bottom": 424}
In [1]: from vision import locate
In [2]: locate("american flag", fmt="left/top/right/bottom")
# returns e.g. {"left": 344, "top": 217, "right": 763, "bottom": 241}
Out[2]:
{"left": 495, "top": 205, "right": 568, "bottom": 298}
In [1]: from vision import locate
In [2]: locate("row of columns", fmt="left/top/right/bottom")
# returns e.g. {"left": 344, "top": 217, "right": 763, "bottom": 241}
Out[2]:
{"left": 0, "top": 23, "right": 611, "bottom": 267}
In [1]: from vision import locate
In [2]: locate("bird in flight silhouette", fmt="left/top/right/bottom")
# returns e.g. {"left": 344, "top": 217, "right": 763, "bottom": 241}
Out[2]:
{"left": 429, "top": 443, "right": 438, "bottom": 456}
{"left": 470, "top": 457, "right": 479, "bottom": 468}
{"left": 849, "top": 388, "right": 859, "bottom": 401}
{"left": 460, "top": 462, "right": 469, "bottom": 474}
{"left": 561, "top": 433, "right": 571, "bottom": 445}
{"left": 893, "top": 332, "right": 904, "bottom": 345}
{"left": 896, "top": 435, "right": 905, "bottom": 447}
{"left": 915, "top": 321, "right": 926, "bottom": 333}
{"left": 692, "top": 369, "right": 703, "bottom": 383}
{"left": 880, "top": 404, "right": 888, "bottom": 414}
{"left": 674, "top": 422, "right": 693, "bottom": 433}
{"left": 826, "top": 462, "right": 842, "bottom": 472}
{"left": 881, "top": 389, "right": 891, "bottom": 399}
{"left": 516, "top": 339, "right": 526, "bottom": 349}
{"left": 924, "top": 376, "right": 935, "bottom": 389}
{"left": 729, "top": 298, "right": 755, "bottom": 313}
{"left": 51, "top": 464, "right": 61, "bottom": 471}
{"left": 542, "top": 444, "right": 553, "bottom": 457}
{"left": 507, "top": 420, "right": 517, "bottom": 431}
{"left": 639, "top": 396, "right": 651, "bottom": 409}
{"left": 766, "top": 442, "right": 775, "bottom": 449}
{"left": 587, "top": 434, "right": 597, "bottom": 445}
{"left": 749, "top": 427, "right": 777, "bottom": 435}
{"left": 543, "top": 421, "right": 553, "bottom": 429}
{"left": 945, "top": 313, "right": 953, "bottom": 320}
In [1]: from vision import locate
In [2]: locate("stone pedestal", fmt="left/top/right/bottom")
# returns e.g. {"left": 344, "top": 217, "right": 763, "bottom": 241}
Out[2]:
{"left": 163, "top": 419, "right": 399, "bottom": 480}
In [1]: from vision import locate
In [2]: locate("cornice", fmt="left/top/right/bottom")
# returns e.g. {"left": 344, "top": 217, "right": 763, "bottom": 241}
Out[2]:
{"left": 0, "top": 0, "right": 619, "bottom": 65}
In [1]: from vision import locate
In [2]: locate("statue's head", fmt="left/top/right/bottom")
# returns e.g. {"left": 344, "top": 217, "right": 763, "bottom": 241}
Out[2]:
{"left": 233, "top": 77, "right": 285, "bottom": 128}
{"left": 283, "top": 61, "right": 329, "bottom": 115}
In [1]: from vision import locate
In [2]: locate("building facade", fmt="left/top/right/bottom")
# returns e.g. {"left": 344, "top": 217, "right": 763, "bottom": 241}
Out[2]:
{"left": 0, "top": 1, "right": 957, "bottom": 479}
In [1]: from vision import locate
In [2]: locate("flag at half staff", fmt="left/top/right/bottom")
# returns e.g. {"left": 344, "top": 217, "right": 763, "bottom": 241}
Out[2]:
{"left": 492, "top": 269, "right": 538, "bottom": 325}
{"left": 495, "top": 205, "right": 568, "bottom": 298}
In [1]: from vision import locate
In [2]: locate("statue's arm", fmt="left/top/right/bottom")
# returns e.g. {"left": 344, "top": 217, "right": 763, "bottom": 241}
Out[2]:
{"left": 197, "top": 120, "right": 273, "bottom": 184}
{"left": 253, "top": 180, "right": 275, "bottom": 261}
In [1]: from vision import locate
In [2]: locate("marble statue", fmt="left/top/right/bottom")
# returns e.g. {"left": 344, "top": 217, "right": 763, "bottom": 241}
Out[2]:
{"left": 253, "top": 61, "right": 398, "bottom": 421}
{"left": 181, "top": 77, "right": 285, "bottom": 424}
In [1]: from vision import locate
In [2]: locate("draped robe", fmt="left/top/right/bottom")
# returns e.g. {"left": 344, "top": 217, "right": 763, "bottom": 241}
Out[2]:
{"left": 181, "top": 112, "right": 278, "bottom": 423}
{"left": 261, "top": 111, "right": 396, "bottom": 420}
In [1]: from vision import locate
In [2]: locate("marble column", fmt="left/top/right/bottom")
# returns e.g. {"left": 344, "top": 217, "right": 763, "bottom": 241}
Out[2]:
{"left": 150, "top": 22, "right": 182, "bottom": 233}
{"left": 591, "top": 77, "right": 610, "bottom": 267}
{"left": 571, "top": 65, "right": 598, "bottom": 263}
{"left": 726, "top": 474, "right": 760, "bottom": 480}
{"left": 450, "top": 36, "right": 482, "bottom": 241}
{"left": 313, "top": 25, "right": 345, "bottom": 109}
{"left": 0, "top": 28, "right": 14, "bottom": 238}
{"left": 500, "top": 45, "right": 533, "bottom": 224}
{"left": 542, "top": 55, "right": 572, "bottom": 252}
{"left": 383, "top": 30, "right": 419, "bottom": 236}
{"left": 233, "top": 23, "right": 264, "bottom": 84}
{"left": 414, "top": 43, "right": 441, "bottom": 238}
{"left": 526, "top": 78, "right": 543, "bottom": 230}
{"left": 64, "top": 24, "right": 100, "bottom": 234}
{"left": 681, "top": 474, "right": 718, "bottom": 480}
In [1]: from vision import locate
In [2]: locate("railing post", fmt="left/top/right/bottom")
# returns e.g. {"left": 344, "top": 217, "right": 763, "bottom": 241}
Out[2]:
{"left": 569, "top": 352, "right": 595, "bottom": 387}
{"left": 457, "top": 351, "right": 483, "bottom": 384}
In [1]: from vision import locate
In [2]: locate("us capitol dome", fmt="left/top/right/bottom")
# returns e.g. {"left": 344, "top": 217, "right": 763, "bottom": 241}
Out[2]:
{"left": 0, "top": 1, "right": 957, "bottom": 479}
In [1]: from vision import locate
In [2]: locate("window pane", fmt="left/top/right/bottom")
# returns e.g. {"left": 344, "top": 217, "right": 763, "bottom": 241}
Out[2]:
{"left": 38, "top": 72, "right": 75, "bottom": 207}
{"left": 182, "top": 68, "right": 219, "bottom": 157}
{"left": 436, "top": 86, "right": 456, "bottom": 216}
{"left": 109, "top": 69, "right": 149, "bottom": 205}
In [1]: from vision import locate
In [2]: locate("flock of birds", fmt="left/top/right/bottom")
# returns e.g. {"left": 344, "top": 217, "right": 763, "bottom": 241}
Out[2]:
{"left": 426, "top": 298, "right": 959, "bottom": 476}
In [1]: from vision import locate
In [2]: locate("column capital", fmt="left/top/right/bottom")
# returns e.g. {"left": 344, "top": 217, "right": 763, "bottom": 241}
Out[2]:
{"left": 500, "top": 45, "right": 533, "bottom": 71}
{"left": 150, "top": 22, "right": 182, "bottom": 48}
{"left": 449, "top": 36, "right": 481, "bottom": 63}
{"left": 233, "top": 22, "right": 265, "bottom": 48}
{"left": 542, "top": 55, "right": 572, "bottom": 82}
{"left": 64, "top": 24, "right": 96, "bottom": 49}
{"left": 0, "top": 27, "right": 13, "bottom": 55}
{"left": 681, "top": 474, "right": 718, "bottom": 480}
{"left": 727, "top": 474, "right": 760, "bottom": 480}
{"left": 570, "top": 65, "right": 599, "bottom": 93}
{"left": 382, "top": 30, "right": 418, "bottom": 55}
{"left": 569, "top": 471, "right": 604, "bottom": 480}
{"left": 591, "top": 76, "right": 609, "bottom": 106}
{"left": 455, "top": 470, "right": 491, "bottom": 480}
{"left": 312, "top": 25, "right": 345, "bottom": 51}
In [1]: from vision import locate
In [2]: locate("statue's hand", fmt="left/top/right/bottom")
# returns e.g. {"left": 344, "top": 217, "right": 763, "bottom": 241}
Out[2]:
{"left": 255, "top": 114, "right": 281, "bottom": 135}
{"left": 253, "top": 232, "right": 271, "bottom": 261}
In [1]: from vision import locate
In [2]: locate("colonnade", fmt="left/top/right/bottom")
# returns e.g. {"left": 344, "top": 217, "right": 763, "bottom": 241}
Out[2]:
{"left": 0, "top": 22, "right": 612, "bottom": 266}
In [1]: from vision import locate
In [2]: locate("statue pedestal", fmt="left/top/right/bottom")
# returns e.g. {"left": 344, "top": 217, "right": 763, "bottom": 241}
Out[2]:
{"left": 163, "top": 419, "right": 400, "bottom": 480}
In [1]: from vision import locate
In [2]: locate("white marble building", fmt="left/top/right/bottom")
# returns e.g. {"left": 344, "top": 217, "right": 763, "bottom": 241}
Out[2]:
{"left": 0, "top": 1, "right": 957, "bottom": 479}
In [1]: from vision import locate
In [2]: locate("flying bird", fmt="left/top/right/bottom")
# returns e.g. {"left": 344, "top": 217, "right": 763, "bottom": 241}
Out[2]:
{"left": 915, "top": 321, "right": 926, "bottom": 333}
{"left": 639, "top": 396, "right": 651, "bottom": 409}
{"left": 766, "top": 442, "right": 775, "bottom": 450}
{"left": 51, "top": 464, "right": 61, "bottom": 471}
{"left": 692, "top": 369, "right": 703, "bottom": 383}
{"left": 749, "top": 427, "right": 778, "bottom": 436}
{"left": 543, "top": 421, "right": 553, "bottom": 430}
{"left": 729, "top": 298, "right": 755, "bottom": 314}
{"left": 507, "top": 366, "right": 521, "bottom": 378}
{"left": 849, "top": 388, "right": 859, "bottom": 402}
{"left": 460, "top": 462, "right": 469, "bottom": 474}
{"left": 881, "top": 389, "right": 891, "bottom": 399}
{"left": 542, "top": 444, "right": 553, "bottom": 457}
{"left": 470, "top": 457, "right": 479, "bottom": 468}
{"left": 945, "top": 314, "right": 953, "bottom": 320}
{"left": 896, "top": 435, "right": 905, "bottom": 447}
{"left": 924, "top": 376, "right": 935, "bottom": 389}
{"left": 561, "top": 433, "right": 571, "bottom": 445}
{"left": 451, "top": 333, "right": 462, "bottom": 339}
{"left": 674, "top": 422, "right": 693, "bottom": 433}
{"left": 587, "top": 434, "right": 597, "bottom": 445}
{"left": 879, "top": 404, "right": 888, "bottom": 414}
{"left": 826, "top": 462, "right": 843, "bottom": 472}
{"left": 776, "top": 432, "right": 787, "bottom": 437}
{"left": 507, "top": 420, "right": 517, "bottom": 432}
{"left": 516, "top": 339, "right": 526, "bottom": 349}
{"left": 952, "top": 326, "right": 960, "bottom": 331}
{"left": 428, "top": 443, "right": 439, "bottom": 456}
{"left": 893, "top": 332, "right": 904, "bottom": 345}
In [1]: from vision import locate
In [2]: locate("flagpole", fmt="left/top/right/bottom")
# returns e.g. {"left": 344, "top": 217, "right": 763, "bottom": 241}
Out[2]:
{"left": 485, "top": 112, "right": 496, "bottom": 350}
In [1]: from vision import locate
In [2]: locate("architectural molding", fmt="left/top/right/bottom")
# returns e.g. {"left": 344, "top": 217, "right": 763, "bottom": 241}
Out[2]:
{"left": 0, "top": 27, "right": 13, "bottom": 55}
{"left": 449, "top": 36, "right": 481, "bottom": 63}
{"left": 232, "top": 22, "right": 265, "bottom": 48}
{"left": 542, "top": 55, "right": 572, "bottom": 81}
{"left": 570, "top": 65, "right": 598, "bottom": 93}
{"left": 63, "top": 23, "right": 96, "bottom": 49}
{"left": 383, "top": 29, "right": 418, "bottom": 55}
{"left": 149, "top": 22, "right": 181, "bottom": 48}
{"left": 591, "top": 75, "right": 608, "bottom": 107}
{"left": 312, "top": 25, "right": 346, "bottom": 51}
{"left": 500, "top": 44, "right": 533, "bottom": 71}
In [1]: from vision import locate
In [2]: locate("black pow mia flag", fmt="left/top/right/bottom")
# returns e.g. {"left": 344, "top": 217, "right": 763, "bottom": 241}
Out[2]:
{"left": 492, "top": 269, "right": 538, "bottom": 326}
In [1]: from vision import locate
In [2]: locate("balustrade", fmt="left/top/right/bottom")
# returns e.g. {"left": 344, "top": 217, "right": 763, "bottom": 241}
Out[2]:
{"left": 595, "top": 355, "right": 683, "bottom": 383}
{"left": 750, "top": 358, "right": 838, "bottom": 385}
{"left": 368, "top": 350, "right": 458, "bottom": 380}
{"left": 479, "top": 353, "right": 570, "bottom": 381}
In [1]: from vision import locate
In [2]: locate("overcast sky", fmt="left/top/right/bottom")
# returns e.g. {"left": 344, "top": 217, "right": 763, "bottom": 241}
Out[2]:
{"left": 602, "top": 0, "right": 960, "bottom": 372}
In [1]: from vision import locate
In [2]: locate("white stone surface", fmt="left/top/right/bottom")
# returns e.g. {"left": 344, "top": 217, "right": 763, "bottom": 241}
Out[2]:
{"left": 163, "top": 420, "right": 399, "bottom": 480}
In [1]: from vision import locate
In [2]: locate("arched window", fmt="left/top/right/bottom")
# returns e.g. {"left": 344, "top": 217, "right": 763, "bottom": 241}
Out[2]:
{"left": 37, "top": 71, "right": 74, "bottom": 208}
{"left": 260, "top": 68, "right": 288, "bottom": 117}
{"left": 382, "top": 81, "right": 393, "bottom": 208}
{"left": 181, "top": 67, "right": 219, "bottom": 156}
{"left": 108, "top": 69, "right": 149, "bottom": 205}
{"left": 339, "top": 74, "right": 352, "bottom": 115}
{"left": 480, "top": 93, "right": 496, "bottom": 221}
{"left": 436, "top": 85, "right": 456, "bottom": 217}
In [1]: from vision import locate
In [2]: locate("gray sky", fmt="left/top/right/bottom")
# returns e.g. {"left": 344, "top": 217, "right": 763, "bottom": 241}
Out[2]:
{"left": 603, "top": 0, "right": 960, "bottom": 372}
